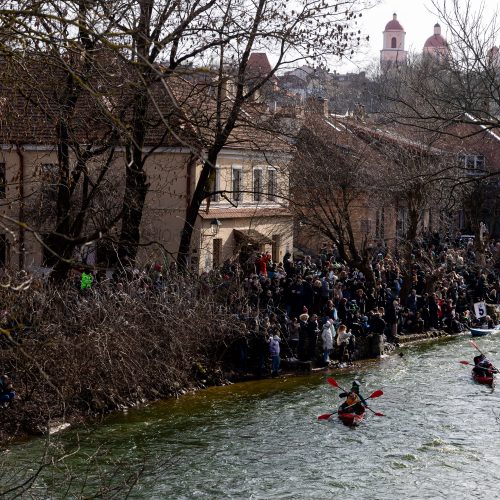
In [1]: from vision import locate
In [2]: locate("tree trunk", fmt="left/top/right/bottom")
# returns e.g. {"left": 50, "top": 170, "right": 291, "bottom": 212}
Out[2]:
{"left": 177, "top": 152, "right": 219, "bottom": 269}
{"left": 118, "top": 90, "right": 150, "bottom": 264}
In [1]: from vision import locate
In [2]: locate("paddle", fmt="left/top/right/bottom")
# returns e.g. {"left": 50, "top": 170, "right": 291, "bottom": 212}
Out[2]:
{"left": 327, "top": 378, "right": 384, "bottom": 400}
{"left": 470, "top": 340, "right": 499, "bottom": 372}
{"left": 317, "top": 389, "right": 384, "bottom": 420}
{"left": 318, "top": 378, "right": 384, "bottom": 418}
{"left": 459, "top": 360, "right": 496, "bottom": 374}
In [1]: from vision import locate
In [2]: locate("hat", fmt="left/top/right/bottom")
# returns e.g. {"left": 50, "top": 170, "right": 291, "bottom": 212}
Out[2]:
{"left": 299, "top": 313, "right": 309, "bottom": 321}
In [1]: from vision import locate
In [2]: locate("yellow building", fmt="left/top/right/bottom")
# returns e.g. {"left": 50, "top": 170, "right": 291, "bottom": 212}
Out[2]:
{"left": 0, "top": 70, "right": 293, "bottom": 274}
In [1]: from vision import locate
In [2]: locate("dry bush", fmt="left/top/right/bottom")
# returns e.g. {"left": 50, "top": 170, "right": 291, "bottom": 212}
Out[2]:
{"left": 0, "top": 273, "right": 244, "bottom": 442}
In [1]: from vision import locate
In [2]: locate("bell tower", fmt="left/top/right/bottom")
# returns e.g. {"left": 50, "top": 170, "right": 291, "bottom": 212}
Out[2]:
{"left": 380, "top": 13, "right": 407, "bottom": 70}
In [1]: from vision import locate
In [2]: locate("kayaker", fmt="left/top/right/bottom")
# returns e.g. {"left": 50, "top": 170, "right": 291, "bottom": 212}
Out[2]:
{"left": 472, "top": 355, "right": 498, "bottom": 377}
{"left": 339, "top": 380, "right": 367, "bottom": 414}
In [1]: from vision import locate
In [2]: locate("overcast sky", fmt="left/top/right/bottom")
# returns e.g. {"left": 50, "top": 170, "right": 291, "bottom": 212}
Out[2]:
{"left": 330, "top": 0, "right": 500, "bottom": 73}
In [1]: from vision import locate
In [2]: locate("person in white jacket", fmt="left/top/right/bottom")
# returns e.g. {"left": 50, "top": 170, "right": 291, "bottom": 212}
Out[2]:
{"left": 321, "top": 320, "right": 335, "bottom": 364}
{"left": 336, "top": 324, "right": 352, "bottom": 364}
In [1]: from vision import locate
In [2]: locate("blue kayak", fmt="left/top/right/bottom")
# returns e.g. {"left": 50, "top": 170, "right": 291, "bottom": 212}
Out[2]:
{"left": 470, "top": 325, "right": 500, "bottom": 337}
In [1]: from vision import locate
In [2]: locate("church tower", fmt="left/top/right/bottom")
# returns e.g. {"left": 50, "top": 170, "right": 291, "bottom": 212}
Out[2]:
{"left": 423, "top": 23, "right": 449, "bottom": 61}
{"left": 380, "top": 13, "right": 407, "bottom": 70}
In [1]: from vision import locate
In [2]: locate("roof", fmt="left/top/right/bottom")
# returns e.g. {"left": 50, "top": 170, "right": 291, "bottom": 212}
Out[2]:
{"left": 233, "top": 229, "right": 272, "bottom": 245}
{"left": 169, "top": 71, "right": 292, "bottom": 153}
{"left": 0, "top": 52, "right": 290, "bottom": 155}
{"left": 0, "top": 50, "right": 200, "bottom": 149}
{"left": 424, "top": 34, "right": 448, "bottom": 49}
{"left": 247, "top": 53, "right": 272, "bottom": 76}
{"left": 385, "top": 14, "right": 404, "bottom": 31}
{"left": 199, "top": 207, "right": 292, "bottom": 219}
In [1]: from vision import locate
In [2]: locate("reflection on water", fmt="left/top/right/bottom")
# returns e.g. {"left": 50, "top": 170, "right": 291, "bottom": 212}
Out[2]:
{"left": 3, "top": 335, "right": 500, "bottom": 499}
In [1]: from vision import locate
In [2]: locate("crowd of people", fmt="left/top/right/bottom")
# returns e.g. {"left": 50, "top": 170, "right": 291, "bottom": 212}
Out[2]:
{"left": 68, "top": 233, "right": 500, "bottom": 378}
{"left": 2, "top": 232, "right": 500, "bottom": 388}
{"left": 221, "top": 233, "right": 500, "bottom": 376}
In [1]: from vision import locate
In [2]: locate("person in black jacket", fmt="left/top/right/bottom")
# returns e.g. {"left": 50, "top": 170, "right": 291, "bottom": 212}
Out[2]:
{"left": 306, "top": 314, "right": 320, "bottom": 361}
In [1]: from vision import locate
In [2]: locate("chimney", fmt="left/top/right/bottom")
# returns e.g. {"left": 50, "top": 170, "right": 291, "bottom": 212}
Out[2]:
{"left": 305, "top": 95, "right": 329, "bottom": 117}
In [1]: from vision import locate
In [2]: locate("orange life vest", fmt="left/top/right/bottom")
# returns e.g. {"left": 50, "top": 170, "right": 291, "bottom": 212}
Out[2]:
{"left": 346, "top": 392, "right": 360, "bottom": 407}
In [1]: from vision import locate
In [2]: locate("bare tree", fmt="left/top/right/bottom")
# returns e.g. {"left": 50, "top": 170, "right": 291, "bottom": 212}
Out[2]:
{"left": 173, "top": 0, "right": 374, "bottom": 268}
{"left": 286, "top": 114, "right": 384, "bottom": 283}
{"left": 0, "top": 2, "right": 131, "bottom": 279}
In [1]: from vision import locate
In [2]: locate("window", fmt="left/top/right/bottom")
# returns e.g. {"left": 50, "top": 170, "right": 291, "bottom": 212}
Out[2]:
{"left": 396, "top": 207, "right": 407, "bottom": 238}
{"left": 360, "top": 219, "right": 372, "bottom": 235}
{"left": 41, "top": 163, "right": 59, "bottom": 200}
{"left": 375, "top": 208, "right": 385, "bottom": 239}
{"left": 461, "top": 154, "right": 485, "bottom": 174}
{"left": 210, "top": 167, "right": 220, "bottom": 202}
{"left": 232, "top": 167, "right": 242, "bottom": 202}
{"left": 391, "top": 37, "right": 397, "bottom": 49}
{"left": 267, "top": 168, "right": 277, "bottom": 201}
{"left": 253, "top": 168, "right": 263, "bottom": 202}
{"left": 0, "top": 163, "right": 5, "bottom": 198}
{"left": 272, "top": 234, "right": 281, "bottom": 263}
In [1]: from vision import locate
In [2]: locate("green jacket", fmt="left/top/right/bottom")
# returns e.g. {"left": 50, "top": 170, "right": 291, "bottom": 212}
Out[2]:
{"left": 81, "top": 272, "right": 93, "bottom": 290}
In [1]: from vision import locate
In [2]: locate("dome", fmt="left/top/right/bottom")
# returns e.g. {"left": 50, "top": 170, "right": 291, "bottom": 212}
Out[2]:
{"left": 385, "top": 13, "right": 403, "bottom": 31}
{"left": 424, "top": 23, "right": 448, "bottom": 50}
{"left": 424, "top": 34, "right": 448, "bottom": 49}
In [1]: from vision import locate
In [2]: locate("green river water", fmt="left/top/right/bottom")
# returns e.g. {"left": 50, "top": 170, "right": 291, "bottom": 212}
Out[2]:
{"left": 2, "top": 334, "right": 500, "bottom": 499}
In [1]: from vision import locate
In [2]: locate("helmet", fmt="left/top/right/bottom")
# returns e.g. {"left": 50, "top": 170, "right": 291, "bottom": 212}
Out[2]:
{"left": 352, "top": 380, "right": 360, "bottom": 387}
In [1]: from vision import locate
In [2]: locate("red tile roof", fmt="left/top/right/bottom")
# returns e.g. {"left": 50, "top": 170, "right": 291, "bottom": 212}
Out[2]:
{"left": 247, "top": 53, "right": 272, "bottom": 75}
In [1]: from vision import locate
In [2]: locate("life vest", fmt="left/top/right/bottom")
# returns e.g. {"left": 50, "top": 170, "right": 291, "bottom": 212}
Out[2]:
{"left": 346, "top": 392, "right": 360, "bottom": 407}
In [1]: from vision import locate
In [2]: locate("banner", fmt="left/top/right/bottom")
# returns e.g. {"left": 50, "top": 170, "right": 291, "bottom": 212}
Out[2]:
{"left": 474, "top": 301, "right": 487, "bottom": 319}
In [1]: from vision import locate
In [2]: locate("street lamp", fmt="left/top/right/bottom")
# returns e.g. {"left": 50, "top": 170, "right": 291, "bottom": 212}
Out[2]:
{"left": 210, "top": 218, "right": 221, "bottom": 236}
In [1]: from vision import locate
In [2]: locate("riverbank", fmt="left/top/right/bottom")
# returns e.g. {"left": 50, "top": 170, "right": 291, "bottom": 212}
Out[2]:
{"left": 0, "top": 326, "right": 460, "bottom": 447}
{"left": 2, "top": 264, "right": 498, "bottom": 447}
{"left": 0, "top": 277, "right": 247, "bottom": 447}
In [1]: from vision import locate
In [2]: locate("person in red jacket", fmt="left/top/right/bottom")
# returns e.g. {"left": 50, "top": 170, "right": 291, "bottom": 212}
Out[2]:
{"left": 258, "top": 252, "right": 271, "bottom": 276}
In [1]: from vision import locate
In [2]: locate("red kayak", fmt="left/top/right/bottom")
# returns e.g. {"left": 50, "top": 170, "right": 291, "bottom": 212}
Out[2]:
{"left": 337, "top": 408, "right": 365, "bottom": 426}
{"left": 472, "top": 371, "right": 494, "bottom": 386}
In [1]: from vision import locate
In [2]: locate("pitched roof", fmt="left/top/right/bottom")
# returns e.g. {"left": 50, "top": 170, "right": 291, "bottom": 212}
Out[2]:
{"left": 247, "top": 53, "right": 272, "bottom": 76}
{"left": 0, "top": 50, "right": 200, "bottom": 150}
{"left": 168, "top": 71, "right": 292, "bottom": 154}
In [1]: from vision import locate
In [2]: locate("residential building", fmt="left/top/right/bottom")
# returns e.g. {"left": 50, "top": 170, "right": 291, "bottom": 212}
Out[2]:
{"left": 0, "top": 62, "right": 293, "bottom": 274}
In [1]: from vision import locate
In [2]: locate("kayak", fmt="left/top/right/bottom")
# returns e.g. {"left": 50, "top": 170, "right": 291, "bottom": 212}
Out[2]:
{"left": 472, "top": 371, "right": 494, "bottom": 386}
{"left": 470, "top": 325, "right": 500, "bottom": 337}
{"left": 337, "top": 408, "right": 365, "bottom": 426}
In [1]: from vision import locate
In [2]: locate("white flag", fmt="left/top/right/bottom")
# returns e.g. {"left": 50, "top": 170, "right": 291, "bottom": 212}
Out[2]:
{"left": 474, "top": 301, "right": 487, "bottom": 319}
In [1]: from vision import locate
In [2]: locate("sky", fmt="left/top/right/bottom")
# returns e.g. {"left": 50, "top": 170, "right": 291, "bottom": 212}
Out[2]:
{"left": 331, "top": 0, "right": 500, "bottom": 73}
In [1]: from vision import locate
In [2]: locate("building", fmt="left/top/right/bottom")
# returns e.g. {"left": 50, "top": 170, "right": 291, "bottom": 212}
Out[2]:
{"left": 380, "top": 13, "right": 407, "bottom": 70}
{"left": 0, "top": 59, "right": 293, "bottom": 274}
{"left": 423, "top": 23, "right": 449, "bottom": 60}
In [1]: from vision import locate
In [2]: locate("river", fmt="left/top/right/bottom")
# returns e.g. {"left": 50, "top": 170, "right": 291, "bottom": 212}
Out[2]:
{"left": 2, "top": 334, "right": 500, "bottom": 499}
